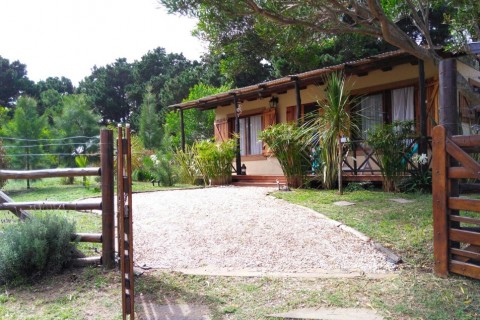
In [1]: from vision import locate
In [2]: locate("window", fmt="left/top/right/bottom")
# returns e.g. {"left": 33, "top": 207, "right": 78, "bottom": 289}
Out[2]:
{"left": 359, "top": 93, "right": 383, "bottom": 139}
{"left": 392, "top": 86, "right": 414, "bottom": 122}
{"left": 238, "top": 114, "right": 263, "bottom": 156}
{"left": 358, "top": 86, "right": 415, "bottom": 139}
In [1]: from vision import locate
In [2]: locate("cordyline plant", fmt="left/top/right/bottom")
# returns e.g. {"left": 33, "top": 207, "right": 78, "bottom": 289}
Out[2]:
{"left": 309, "top": 72, "right": 359, "bottom": 194}
{"left": 366, "top": 120, "right": 416, "bottom": 192}
{"left": 259, "top": 122, "right": 310, "bottom": 188}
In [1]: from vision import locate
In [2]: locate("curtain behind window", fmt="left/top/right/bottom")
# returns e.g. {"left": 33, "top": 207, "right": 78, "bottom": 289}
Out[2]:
{"left": 250, "top": 115, "right": 262, "bottom": 155}
{"left": 392, "top": 86, "right": 414, "bottom": 122}
{"left": 360, "top": 93, "right": 383, "bottom": 139}
{"left": 239, "top": 118, "right": 246, "bottom": 155}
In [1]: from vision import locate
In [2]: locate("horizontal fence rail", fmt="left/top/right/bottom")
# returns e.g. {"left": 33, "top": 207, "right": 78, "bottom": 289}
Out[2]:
{"left": 0, "top": 201, "right": 101, "bottom": 211}
{"left": 0, "top": 167, "right": 101, "bottom": 179}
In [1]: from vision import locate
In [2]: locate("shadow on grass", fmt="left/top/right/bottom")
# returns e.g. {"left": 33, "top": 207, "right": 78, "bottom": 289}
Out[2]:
{"left": 135, "top": 271, "right": 226, "bottom": 319}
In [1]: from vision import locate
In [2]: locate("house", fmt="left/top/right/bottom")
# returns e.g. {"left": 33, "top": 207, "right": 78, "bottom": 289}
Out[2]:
{"left": 170, "top": 49, "right": 480, "bottom": 183}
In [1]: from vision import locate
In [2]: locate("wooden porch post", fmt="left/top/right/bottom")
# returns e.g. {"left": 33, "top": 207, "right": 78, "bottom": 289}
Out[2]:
{"left": 233, "top": 94, "right": 241, "bottom": 175}
{"left": 439, "top": 59, "right": 458, "bottom": 135}
{"left": 438, "top": 58, "right": 460, "bottom": 249}
{"left": 179, "top": 108, "right": 186, "bottom": 152}
{"left": 291, "top": 76, "right": 302, "bottom": 123}
{"left": 418, "top": 59, "right": 428, "bottom": 158}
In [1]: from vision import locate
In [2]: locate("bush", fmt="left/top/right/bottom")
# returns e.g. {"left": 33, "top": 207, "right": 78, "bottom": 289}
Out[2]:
{"left": 365, "top": 121, "right": 416, "bottom": 192}
{"left": 259, "top": 123, "right": 310, "bottom": 188}
{"left": 133, "top": 168, "right": 155, "bottom": 182}
{"left": 175, "top": 145, "right": 199, "bottom": 185}
{"left": 194, "top": 139, "right": 236, "bottom": 185}
{"left": 0, "top": 215, "right": 76, "bottom": 284}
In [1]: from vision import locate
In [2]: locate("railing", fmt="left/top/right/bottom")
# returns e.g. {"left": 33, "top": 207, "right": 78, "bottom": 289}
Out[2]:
{"left": 336, "top": 136, "right": 433, "bottom": 177}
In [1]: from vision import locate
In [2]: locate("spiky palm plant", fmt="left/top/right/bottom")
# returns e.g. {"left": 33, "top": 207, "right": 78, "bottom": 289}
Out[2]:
{"left": 311, "top": 72, "right": 358, "bottom": 194}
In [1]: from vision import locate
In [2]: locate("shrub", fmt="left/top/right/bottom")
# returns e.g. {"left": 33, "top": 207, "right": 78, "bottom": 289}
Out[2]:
{"left": 0, "top": 215, "right": 76, "bottom": 284}
{"left": 132, "top": 168, "right": 155, "bottom": 182}
{"left": 259, "top": 123, "right": 310, "bottom": 188}
{"left": 365, "top": 121, "right": 416, "bottom": 192}
{"left": 175, "top": 145, "right": 199, "bottom": 185}
{"left": 398, "top": 154, "right": 432, "bottom": 193}
{"left": 194, "top": 139, "right": 236, "bottom": 185}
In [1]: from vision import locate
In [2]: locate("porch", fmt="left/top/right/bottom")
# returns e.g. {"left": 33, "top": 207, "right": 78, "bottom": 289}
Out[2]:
{"left": 232, "top": 136, "right": 431, "bottom": 187}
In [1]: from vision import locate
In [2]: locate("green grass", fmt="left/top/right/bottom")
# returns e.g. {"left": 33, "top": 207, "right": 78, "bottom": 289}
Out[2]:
{"left": 272, "top": 188, "right": 433, "bottom": 268}
{"left": 1, "top": 184, "right": 479, "bottom": 319}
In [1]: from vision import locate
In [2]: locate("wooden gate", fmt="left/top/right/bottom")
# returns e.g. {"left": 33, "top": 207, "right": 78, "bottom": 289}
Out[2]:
{"left": 117, "top": 124, "right": 135, "bottom": 319}
{"left": 432, "top": 125, "right": 480, "bottom": 279}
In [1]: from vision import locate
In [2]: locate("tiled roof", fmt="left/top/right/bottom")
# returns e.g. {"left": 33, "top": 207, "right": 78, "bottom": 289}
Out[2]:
{"left": 170, "top": 49, "right": 414, "bottom": 110}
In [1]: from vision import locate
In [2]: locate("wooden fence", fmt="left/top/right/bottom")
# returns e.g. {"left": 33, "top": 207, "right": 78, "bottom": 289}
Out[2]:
{"left": 432, "top": 125, "right": 480, "bottom": 279}
{"left": 117, "top": 124, "right": 135, "bottom": 320}
{"left": 0, "top": 129, "right": 115, "bottom": 269}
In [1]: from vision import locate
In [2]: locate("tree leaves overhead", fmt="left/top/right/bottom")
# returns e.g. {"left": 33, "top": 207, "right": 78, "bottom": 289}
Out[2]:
{"left": 161, "top": 0, "right": 480, "bottom": 65}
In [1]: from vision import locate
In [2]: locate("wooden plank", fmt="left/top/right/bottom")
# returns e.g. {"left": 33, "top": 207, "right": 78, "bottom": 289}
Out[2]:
{"left": 449, "top": 167, "right": 480, "bottom": 179}
{"left": 100, "top": 129, "right": 115, "bottom": 270}
{"left": 72, "top": 233, "right": 102, "bottom": 243}
{"left": 449, "top": 215, "right": 480, "bottom": 226}
{"left": 446, "top": 138, "right": 480, "bottom": 176}
{"left": 0, "top": 201, "right": 101, "bottom": 211}
{"left": 448, "top": 197, "right": 480, "bottom": 212}
{"left": 450, "top": 260, "right": 480, "bottom": 279}
{"left": 452, "top": 247, "right": 480, "bottom": 262}
{"left": 72, "top": 256, "right": 102, "bottom": 267}
{"left": 451, "top": 134, "right": 480, "bottom": 148}
{"left": 449, "top": 228, "right": 480, "bottom": 246}
{"left": 432, "top": 125, "right": 449, "bottom": 276}
{"left": 0, "top": 191, "right": 31, "bottom": 220}
{"left": 0, "top": 167, "right": 100, "bottom": 179}
{"left": 459, "top": 183, "right": 480, "bottom": 194}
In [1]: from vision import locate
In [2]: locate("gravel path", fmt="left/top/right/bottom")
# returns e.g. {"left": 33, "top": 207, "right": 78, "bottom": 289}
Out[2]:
{"left": 132, "top": 186, "right": 395, "bottom": 274}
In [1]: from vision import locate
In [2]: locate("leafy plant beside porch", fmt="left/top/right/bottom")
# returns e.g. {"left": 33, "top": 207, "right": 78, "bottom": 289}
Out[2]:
{"left": 175, "top": 139, "right": 237, "bottom": 186}
{"left": 365, "top": 120, "right": 417, "bottom": 192}
{"left": 259, "top": 123, "right": 310, "bottom": 188}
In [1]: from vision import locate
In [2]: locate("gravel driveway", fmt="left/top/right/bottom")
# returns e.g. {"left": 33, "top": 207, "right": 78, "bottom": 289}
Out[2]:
{"left": 132, "top": 186, "right": 395, "bottom": 274}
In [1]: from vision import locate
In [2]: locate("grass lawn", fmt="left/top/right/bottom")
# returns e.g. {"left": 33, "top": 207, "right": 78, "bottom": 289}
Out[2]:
{"left": 0, "top": 182, "right": 479, "bottom": 319}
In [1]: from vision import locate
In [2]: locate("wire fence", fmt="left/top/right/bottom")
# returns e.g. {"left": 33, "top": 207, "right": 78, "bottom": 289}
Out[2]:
{"left": 0, "top": 135, "right": 102, "bottom": 171}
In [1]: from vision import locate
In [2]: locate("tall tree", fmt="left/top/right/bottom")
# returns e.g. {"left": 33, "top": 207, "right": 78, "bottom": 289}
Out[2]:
{"left": 54, "top": 94, "right": 100, "bottom": 138}
{"left": 1, "top": 96, "right": 49, "bottom": 186}
{"left": 0, "top": 56, "right": 35, "bottom": 106}
{"left": 78, "top": 58, "right": 134, "bottom": 124}
{"left": 164, "top": 82, "right": 231, "bottom": 148}
{"left": 35, "top": 76, "right": 74, "bottom": 95}
{"left": 138, "top": 87, "right": 162, "bottom": 149}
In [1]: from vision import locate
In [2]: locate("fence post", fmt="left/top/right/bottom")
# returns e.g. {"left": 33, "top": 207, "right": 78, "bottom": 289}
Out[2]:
{"left": 432, "top": 125, "right": 449, "bottom": 276}
{"left": 101, "top": 129, "right": 115, "bottom": 269}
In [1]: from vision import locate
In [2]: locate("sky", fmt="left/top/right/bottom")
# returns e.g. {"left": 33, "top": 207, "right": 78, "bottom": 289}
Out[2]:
{"left": 0, "top": 0, "right": 205, "bottom": 86}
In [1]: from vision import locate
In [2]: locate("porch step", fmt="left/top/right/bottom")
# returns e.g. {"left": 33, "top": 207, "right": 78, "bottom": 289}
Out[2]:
{"left": 232, "top": 175, "right": 286, "bottom": 187}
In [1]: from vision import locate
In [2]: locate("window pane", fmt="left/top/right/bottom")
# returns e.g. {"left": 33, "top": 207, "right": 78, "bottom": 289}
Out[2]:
{"left": 392, "top": 86, "right": 414, "bottom": 122}
{"left": 250, "top": 115, "right": 263, "bottom": 155}
{"left": 360, "top": 94, "right": 383, "bottom": 139}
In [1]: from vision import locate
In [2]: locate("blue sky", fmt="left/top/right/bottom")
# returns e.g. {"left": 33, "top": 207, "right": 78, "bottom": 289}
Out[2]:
{"left": 0, "top": 0, "right": 205, "bottom": 85}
